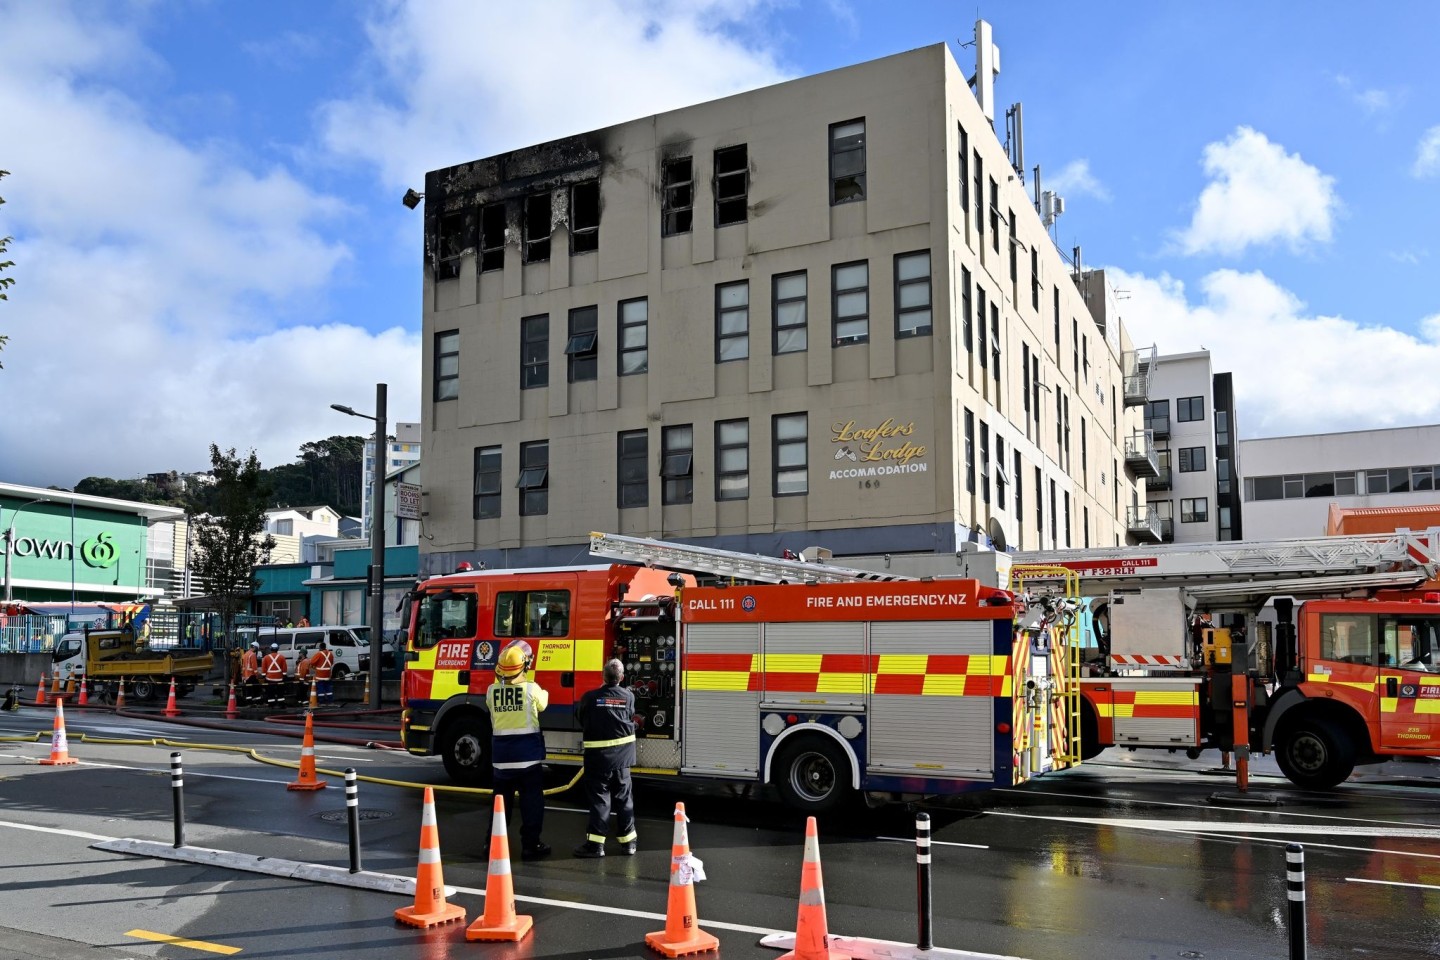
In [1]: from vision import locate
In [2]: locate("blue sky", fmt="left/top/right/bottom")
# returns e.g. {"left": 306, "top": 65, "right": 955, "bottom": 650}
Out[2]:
{"left": 2, "top": 1, "right": 1438, "bottom": 489}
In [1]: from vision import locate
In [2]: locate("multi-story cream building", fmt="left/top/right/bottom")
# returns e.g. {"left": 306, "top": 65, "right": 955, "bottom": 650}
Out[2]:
{"left": 416, "top": 39, "right": 1156, "bottom": 573}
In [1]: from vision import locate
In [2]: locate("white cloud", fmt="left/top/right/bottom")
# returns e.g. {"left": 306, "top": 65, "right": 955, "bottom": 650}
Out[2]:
{"left": 0, "top": 3, "right": 416, "bottom": 487}
{"left": 1109, "top": 266, "right": 1440, "bottom": 437}
{"left": 1173, "top": 127, "right": 1340, "bottom": 257}
{"left": 317, "top": 0, "right": 793, "bottom": 188}
{"left": 1413, "top": 125, "right": 1440, "bottom": 179}
{"left": 1333, "top": 74, "right": 1395, "bottom": 117}
{"left": 1043, "top": 159, "right": 1110, "bottom": 202}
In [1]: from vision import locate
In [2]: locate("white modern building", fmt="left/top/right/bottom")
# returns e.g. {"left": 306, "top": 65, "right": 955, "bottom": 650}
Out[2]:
{"left": 263, "top": 505, "right": 344, "bottom": 563}
{"left": 1240, "top": 424, "right": 1440, "bottom": 540}
{"left": 362, "top": 421, "right": 421, "bottom": 540}
{"left": 1142, "top": 350, "right": 1243, "bottom": 543}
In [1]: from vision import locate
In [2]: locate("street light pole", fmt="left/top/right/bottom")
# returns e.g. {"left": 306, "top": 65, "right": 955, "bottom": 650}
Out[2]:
{"left": 3, "top": 498, "right": 50, "bottom": 603}
{"left": 368, "top": 383, "right": 386, "bottom": 711}
{"left": 332, "top": 385, "right": 387, "bottom": 711}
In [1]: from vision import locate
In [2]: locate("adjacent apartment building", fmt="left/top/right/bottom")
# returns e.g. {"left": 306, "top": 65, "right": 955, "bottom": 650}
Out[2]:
{"left": 415, "top": 38, "right": 1157, "bottom": 574}
{"left": 1142, "top": 350, "right": 1243, "bottom": 543}
{"left": 362, "top": 421, "right": 421, "bottom": 541}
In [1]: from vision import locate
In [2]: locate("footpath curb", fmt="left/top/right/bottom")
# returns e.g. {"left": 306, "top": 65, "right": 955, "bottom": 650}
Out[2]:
{"left": 91, "top": 838, "right": 456, "bottom": 897}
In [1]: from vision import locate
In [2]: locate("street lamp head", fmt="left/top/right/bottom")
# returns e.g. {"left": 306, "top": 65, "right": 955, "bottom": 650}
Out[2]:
{"left": 330, "top": 403, "right": 357, "bottom": 417}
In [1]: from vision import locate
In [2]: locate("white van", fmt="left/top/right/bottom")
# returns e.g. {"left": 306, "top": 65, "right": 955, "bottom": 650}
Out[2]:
{"left": 238, "top": 625, "right": 375, "bottom": 679}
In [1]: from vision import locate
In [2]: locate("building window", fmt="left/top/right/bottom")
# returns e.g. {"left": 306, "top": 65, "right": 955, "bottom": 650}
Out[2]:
{"left": 617, "top": 431, "right": 648, "bottom": 508}
{"left": 1022, "top": 343, "right": 1031, "bottom": 421}
{"left": 1145, "top": 399, "right": 1170, "bottom": 435}
{"left": 1015, "top": 450, "right": 1024, "bottom": 542}
{"left": 661, "top": 426, "right": 694, "bottom": 505}
{"left": 1217, "top": 458, "right": 1232, "bottom": 495}
{"left": 1181, "top": 497, "right": 1208, "bottom": 523}
{"left": 773, "top": 413, "right": 808, "bottom": 496}
{"left": 1030, "top": 246, "right": 1040, "bottom": 311}
{"left": 435, "top": 330, "right": 459, "bottom": 401}
{"left": 1177, "top": 396, "right": 1205, "bottom": 422}
{"left": 1215, "top": 409, "right": 1231, "bottom": 447}
{"left": 480, "top": 203, "right": 506, "bottom": 272}
{"left": 521, "top": 314, "right": 548, "bottom": 389}
{"left": 566, "top": 306, "right": 598, "bottom": 383}
{"left": 570, "top": 180, "right": 599, "bottom": 254}
{"left": 662, "top": 157, "right": 694, "bottom": 236}
{"left": 989, "top": 300, "right": 1000, "bottom": 380}
{"left": 1072, "top": 318, "right": 1079, "bottom": 382}
{"left": 832, "top": 261, "right": 869, "bottom": 345}
{"left": 618, "top": 298, "right": 648, "bottom": 375}
{"left": 1063, "top": 491, "right": 1071, "bottom": 548}
{"left": 275, "top": 518, "right": 294, "bottom": 536}
{"left": 980, "top": 422, "right": 991, "bottom": 504}
{"left": 1036, "top": 466, "right": 1044, "bottom": 541}
{"left": 988, "top": 177, "right": 999, "bottom": 255}
{"left": 996, "top": 435, "right": 1007, "bottom": 508}
{"left": 958, "top": 124, "right": 970, "bottom": 234}
{"left": 830, "top": 119, "right": 866, "bottom": 204}
{"left": 1082, "top": 335, "right": 1090, "bottom": 382}
{"left": 523, "top": 192, "right": 551, "bottom": 263}
{"left": 437, "top": 211, "right": 471, "bottom": 280}
{"left": 1178, "top": 446, "right": 1207, "bottom": 473}
{"left": 964, "top": 408, "right": 975, "bottom": 495}
{"left": 1053, "top": 285, "right": 1061, "bottom": 355}
{"left": 517, "top": 441, "right": 549, "bottom": 516}
{"left": 714, "top": 145, "right": 748, "bottom": 226}
{"left": 1081, "top": 418, "right": 1088, "bottom": 478}
{"left": 961, "top": 266, "right": 973, "bottom": 354}
{"left": 773, "top": 271, "right": 808, "bottom": 354}
{"left": 976, "top": 286, "right": 988, "bottom": 369}
{"left": 1008, "top": 209, "right": 1018, "bottom": 302}
{"left": 1049, "top": 478, "right": 1058, "bottom": 548}
{"left": 894, "top": 251, "right": 932, "bottom": 338}
{"left": 716, "top": 281, "right": 749, "bottom": 362}
{"left": 716, "top": 419, "right": 749, "bottom": 501}
{"left": 474, "top": 446, "right": 501, "bottom": 519}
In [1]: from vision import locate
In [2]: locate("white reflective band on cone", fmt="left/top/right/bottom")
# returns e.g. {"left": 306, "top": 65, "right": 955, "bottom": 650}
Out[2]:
{"left": 418, "top": 845, "right": 440, "bottom": 864}
{"left": 489, "top": 857, "right": 511, "bottom": 876}
{"left": 421, "top": 803, "right": 437, "bottom": 827}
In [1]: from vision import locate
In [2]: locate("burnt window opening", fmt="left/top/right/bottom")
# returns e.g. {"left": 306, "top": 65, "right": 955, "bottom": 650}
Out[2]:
{"left": 570, "top": 180, "right": 599, "bottom": 255}
{"left": 662, "top": 157, "right": 694, "bottom": 236}
{"left": 566, "top": 305, "right": 598, "bottom": 383}
{"left": 714, "top": 145, "right": 748, "bottom": 226}
{"left": 523, "top": 192, "right": 551, "bottom": 263}
{"left": 480, "top": 203, "right": 506, "bottom": 272}
{"left": 830, "top": 119, "right": 866, "bottom": 205}
{"left": 437, "top": 211, "right": 472, "bottom": 280}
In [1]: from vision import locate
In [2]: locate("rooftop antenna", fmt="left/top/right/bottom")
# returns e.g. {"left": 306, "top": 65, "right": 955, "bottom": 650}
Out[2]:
{"left": 973, "top": 19, "right": 1000, "bottom": 124}
{"left": 1005, "top": 103, "right": 1025, "bottom": 183}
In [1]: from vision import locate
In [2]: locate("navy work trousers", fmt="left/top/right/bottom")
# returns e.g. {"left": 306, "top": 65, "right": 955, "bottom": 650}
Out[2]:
{"left": 583, "top": 745, "right": 636, "bottom": 844}
{"left": 492, "top": 764, "right": 545, "bottom": 848}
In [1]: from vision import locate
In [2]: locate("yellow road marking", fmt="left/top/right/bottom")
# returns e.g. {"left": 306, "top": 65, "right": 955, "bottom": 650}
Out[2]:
{"left": 126, "top": 930, "right": 242, "bottom": 955}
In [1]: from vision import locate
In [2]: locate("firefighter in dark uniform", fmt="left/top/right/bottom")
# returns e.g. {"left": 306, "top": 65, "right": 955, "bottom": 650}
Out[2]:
{"left": 572, "top": 658, "right": 638, "bottom": 858}
{"left": 484, "top": 639, "right": 551, "bottom": 860}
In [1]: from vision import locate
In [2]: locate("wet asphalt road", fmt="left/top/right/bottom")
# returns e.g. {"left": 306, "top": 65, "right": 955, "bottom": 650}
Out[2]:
{"left": 0, "top": 702, "right": 1437, "bottom": 960}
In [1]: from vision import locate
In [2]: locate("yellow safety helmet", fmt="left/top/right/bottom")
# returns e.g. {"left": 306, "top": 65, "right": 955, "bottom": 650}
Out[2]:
{"left": 496, "top": 640, "right": 533, "bottom": 682}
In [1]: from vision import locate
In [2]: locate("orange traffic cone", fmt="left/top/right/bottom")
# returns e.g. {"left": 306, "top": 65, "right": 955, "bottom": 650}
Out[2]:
{"left": 466, "top": 795, "right": 533, "bottom": 941}
{"left": 308, "top": 676, "right": 318, "bottom": 711}
{"left": 162, "top": 677, "right": 181, "bottom": 717}
{"left": 362, "top": 671, "right": 370, "bottom": 705}
{"left": 78, "top": 677, "right": 89, "bottom": 707}
{"left": 225, "top": 682, "right": 239, "bottom": 720}
{"left": 34, "top": 673, "right": 47, "bottom": 706}
{"left": 777, "top": 817, "right": 850, "bottom": 960}
{"left": 50, "top": 671, "right": 61, "bottom": 694}
{"left": 114, "top": 677, "right": 126, "bottom": 710}
{"left": 286, "top": 711, "right": 328, "bottom": 791}
{"left": 645, "top": 802, "right": 719, "bottom": 957}
{"left": 38, "top": 699, "right": 78, "bottom": 766}
{"left": 395, "top": 786, "right": 466, "bottom": 928}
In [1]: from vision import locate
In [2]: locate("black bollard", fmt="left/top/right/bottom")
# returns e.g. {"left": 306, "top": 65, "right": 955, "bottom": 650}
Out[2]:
{"left": 1286, "top": 843, "right": 1307, "bottom": 960}
{"left": 916, "top": 812, "right": 933, "bottom": 950}
{"left": 170, "top": 752, "right": 185, "bottom": 849}
{"left": 346, "top": 768, "right": 362, "bottom": 873}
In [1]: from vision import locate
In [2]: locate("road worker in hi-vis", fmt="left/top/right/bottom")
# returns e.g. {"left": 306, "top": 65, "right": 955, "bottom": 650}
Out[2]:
{"left": 484, "top": 639, "right": 551, "bottom": 860}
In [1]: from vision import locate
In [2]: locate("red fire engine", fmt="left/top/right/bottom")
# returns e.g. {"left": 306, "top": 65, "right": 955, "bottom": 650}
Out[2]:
{"left": 400, "top": 538, "right": 1078, "bottom": 811}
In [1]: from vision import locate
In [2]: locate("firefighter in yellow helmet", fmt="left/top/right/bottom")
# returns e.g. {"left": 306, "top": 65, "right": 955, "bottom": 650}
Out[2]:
{"left": 484, "top": 639, "right": 551, "bottom": 859}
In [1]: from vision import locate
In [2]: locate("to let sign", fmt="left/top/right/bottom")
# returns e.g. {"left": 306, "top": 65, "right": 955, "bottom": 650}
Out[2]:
{"left": 395, "top": 482, "right": 422, "bottom": 520}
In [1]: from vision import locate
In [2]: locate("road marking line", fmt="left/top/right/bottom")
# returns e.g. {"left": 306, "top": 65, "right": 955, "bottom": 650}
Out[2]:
{"left": 126, "top": 929, "right": 241, "bottom": 955}
{"left": 876, "top": 835, "right": 988, "bottom": 850}
{"left": 0, "top": 818, "right": 115, "bottom": 842}
{"left": 1346, "top": 877, "right": 1440, "bottom": 891}
{"left": 987, "top": 810, "right": 1440, "bottom": 841}
{"left": 446, "top": 882, "right": 788, "bottom": 936}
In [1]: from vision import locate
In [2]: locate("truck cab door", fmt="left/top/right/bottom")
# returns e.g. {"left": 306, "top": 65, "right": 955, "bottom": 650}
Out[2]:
{"left": 52, "top": 635, "right": 83, "bottom": 675}
{"left": 1378, "top": 618, "right": 1440, "bottom": 751}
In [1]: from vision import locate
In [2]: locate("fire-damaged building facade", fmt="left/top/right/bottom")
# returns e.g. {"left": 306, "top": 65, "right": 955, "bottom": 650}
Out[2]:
{"left": 414, "top": 39, "right": 1156, "bottom": 574}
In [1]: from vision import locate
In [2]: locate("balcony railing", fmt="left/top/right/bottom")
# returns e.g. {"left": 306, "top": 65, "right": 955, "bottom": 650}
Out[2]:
{"left": 1126, "top": 505, "right": 1163, "bottom": 543}
{"left": 1122, "top": 344, "right": 1156, "bottom": 407}
{"left": 1124, "top": 429, "right": 1160, "bottom": 478}
{"left": 1149, "top": 467, "right": 1172, "bottom": 491}
{"left": 1158, "top": 517, "right": 1175, "bottom": 542}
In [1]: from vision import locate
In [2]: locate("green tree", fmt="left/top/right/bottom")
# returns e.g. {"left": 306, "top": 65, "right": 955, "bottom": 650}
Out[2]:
{"left": 0, "top": 169, "right": 13, "bottom": 367}
{"left": 189, "top": 445, "right": 275, "bottom": 664}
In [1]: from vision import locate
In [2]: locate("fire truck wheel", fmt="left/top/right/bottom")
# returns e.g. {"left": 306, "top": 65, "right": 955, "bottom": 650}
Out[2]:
{"left": 774, "top": 736, "right": 853, "bottom": 813}
{"left": 131, "top": 679, "right": 157, "bottom": 702}
{"left": 438, "top": 716, "right": 494, "bottom": 787}
{"left": 1275, "top": 716, "right": 1355, "bottom": 789}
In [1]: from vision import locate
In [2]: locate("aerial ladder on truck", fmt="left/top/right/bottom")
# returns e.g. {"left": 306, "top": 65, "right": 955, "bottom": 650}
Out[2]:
{"left": 1006, "top": 528, "right": 1440, "bottom": 789}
